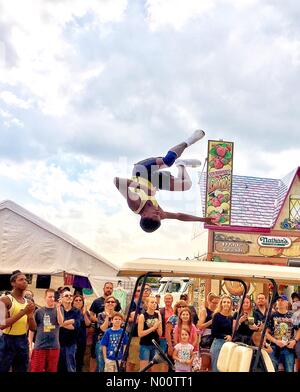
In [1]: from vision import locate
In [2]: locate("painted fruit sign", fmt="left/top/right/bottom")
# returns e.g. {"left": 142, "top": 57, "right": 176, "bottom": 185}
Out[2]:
{"left": 205, "top": 140, "right": 234, "bottom": 225}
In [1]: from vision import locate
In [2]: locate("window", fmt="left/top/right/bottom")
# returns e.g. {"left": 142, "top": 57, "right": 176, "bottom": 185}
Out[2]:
{"left": 157, "top": 283, "right": 166, "bottom": 294}
{"left": 289, "top": 195, "right": 300, "bottom": 222}
{"left": 165, "top": 282, "right": 181, "bottom": 293}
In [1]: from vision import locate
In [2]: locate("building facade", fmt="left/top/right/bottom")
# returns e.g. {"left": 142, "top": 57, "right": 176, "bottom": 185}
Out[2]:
{"left": 193, "top": 166, "right": 300, "bottom": 300}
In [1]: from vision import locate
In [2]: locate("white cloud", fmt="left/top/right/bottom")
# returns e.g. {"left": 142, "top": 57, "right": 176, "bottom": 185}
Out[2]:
{"left": 0, "top": 0, "right": 127, "bottom": 116}
{"left": 0, "top": 107, "right": 24, "bottom": 128}
{"left": 0, "top": 41, "right": 5, "bottom": 67}
{"left": 0, "top": 91, "right": 31, "bottom": 108}
{"left": 0, "top": 156, "right": 194, "bottom": 262}
{"left": 0, "top": 1, "right": 300, "bottom": 264}
{"left": 0, "top": 155, "right": 204, "bottom": 262}
{"left": 146, "top": 0, "right": 215, "bottom": 30}
{"left": 0, "top": 0, "right": 299, "bottom": 159}
{"left": 251, "top": 148, "right": 300, "bottom": 179}
{"left": 0, "top": 160, "right": 33, "bottom": 180}
{"left": 224, "top": 0, "right": 259, "bottom": 9}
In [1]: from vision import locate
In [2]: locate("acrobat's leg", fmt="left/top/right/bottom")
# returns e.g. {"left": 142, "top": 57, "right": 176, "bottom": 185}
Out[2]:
{"left": 158, "top": 130, "right": 205, "bottom": 191}
{"left": 133, "top": 130, "right": 205, "bottom": 191}
{"left": 168, "top": 165, "right": 193, "bottom": 191}
{"left": 157, "top": 129, "right": 205, "bottom": 168}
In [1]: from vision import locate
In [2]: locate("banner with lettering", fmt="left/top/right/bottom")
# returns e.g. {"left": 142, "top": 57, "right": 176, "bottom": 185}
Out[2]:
{"left": 205, "top": 140, "right": 234, "bottom": 225}
{"left": 212, "top": 231, "right": 300, "bottom": 258}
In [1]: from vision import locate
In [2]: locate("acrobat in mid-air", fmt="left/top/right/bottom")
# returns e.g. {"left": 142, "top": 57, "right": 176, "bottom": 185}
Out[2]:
{"left": 114, "top": 129, "right": 217, "bottom": 232}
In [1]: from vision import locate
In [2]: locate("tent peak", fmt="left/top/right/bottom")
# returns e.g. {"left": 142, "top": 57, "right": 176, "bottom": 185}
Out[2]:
{"left": 0, "top": 199, "right": 118, "bottom": 272}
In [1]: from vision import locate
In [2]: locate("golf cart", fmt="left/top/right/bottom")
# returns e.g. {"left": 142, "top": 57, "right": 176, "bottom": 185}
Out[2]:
{"left": 156, "top": 277, "right": 191, "bottom": 305}
{"left": 116, "top": 257, "right": 300, "bottom": 372}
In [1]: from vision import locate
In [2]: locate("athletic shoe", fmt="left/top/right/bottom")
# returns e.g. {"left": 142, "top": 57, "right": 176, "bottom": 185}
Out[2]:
{"left": 185, "top": 129, "right": 205, "bottom": 146}
{"left": 175, "top": 159, "right": 202, "bottom": 168}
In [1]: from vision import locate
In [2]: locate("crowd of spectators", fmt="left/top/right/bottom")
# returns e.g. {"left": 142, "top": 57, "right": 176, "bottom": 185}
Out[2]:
{"left": 1, "top": 270, "right": 300, "bottom": 373}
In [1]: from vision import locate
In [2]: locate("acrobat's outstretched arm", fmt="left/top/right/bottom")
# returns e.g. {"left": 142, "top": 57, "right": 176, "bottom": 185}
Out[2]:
{"left": 161, "top": 211, "right": 218, "bottom": 224}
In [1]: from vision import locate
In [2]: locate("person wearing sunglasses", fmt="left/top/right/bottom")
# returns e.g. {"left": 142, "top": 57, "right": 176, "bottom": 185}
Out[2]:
{"left": 95, "top": 296, "right": 118, "bottom": 372}
{"left": 89, "top": 282, "right": 121, "bottom": 372}
{"left": 72, "top": 295, "right": 91, "bottom": 372}
{"left": 57, "top": 290, "right": 81, "bottom": 372}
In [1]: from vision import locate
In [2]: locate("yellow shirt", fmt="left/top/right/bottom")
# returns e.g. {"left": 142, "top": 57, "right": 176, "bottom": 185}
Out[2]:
{"left": 3, "top": 294, "right": 28, "bottom": 336}
{"left": 130, "top": 176, "right": 158, "bottom": 214}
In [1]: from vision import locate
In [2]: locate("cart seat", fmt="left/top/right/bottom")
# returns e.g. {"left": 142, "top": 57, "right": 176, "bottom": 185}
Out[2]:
{"left": 261, "top": 349, "right": 275, "bottom": 372}
{"left": 217, "top": 342, "right": 275, "bottom": 372}
{"left": 227, "top": 345, "right": 253, "bottom": 372}
{"left": 217, "top": 342, "right": 238, "bottom": 372}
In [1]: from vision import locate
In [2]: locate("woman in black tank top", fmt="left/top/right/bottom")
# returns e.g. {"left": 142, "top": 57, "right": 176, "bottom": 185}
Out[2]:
{"left": 198, "top": 293, "right": 220, "bottom": 371}
{"left": 205, "top": 307, "right": 214, "bottom": 322}
{"left": 138, "top": 296, "right": 162, "bottom": 371}
{"left": 199, "top": 307, "right": 214, "bottom": 349}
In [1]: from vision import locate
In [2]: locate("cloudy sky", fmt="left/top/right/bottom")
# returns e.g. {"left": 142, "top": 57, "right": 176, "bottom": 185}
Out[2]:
{"left": 0, "top": 0, "right": 300, "bottom": 266}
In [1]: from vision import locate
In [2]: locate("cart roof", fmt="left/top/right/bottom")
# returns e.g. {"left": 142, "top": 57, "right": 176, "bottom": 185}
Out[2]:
{"left": 118, "top": 258, "right": 300, "bottom": 285}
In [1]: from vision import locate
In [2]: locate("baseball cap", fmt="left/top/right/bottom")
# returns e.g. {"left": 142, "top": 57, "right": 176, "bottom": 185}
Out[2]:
{"left": 278, "top": 294, "right": 288, "bottom": 301}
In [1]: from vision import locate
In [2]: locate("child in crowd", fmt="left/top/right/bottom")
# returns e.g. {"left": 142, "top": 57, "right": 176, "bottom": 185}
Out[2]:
{"left": 173, "top": 307, "right": 198, "bottom": 349}
{"left": 173, "top": 328, "right": 195, "bottom": 372}
{"left": 138, "top": 296, "right": 162, "bottom": 372}
{"left": 101, "top": 312, "right": 128, "bottom": 372}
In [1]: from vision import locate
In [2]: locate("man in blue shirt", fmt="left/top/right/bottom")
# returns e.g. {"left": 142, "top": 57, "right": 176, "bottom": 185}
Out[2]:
{"left": 89, "top": 282, "right": 121, "bottom": 371}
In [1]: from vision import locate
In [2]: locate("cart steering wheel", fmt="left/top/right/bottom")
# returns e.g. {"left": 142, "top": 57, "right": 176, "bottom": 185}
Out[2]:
{"left": 152, "top": 339, "right": 175, "bottom": 371}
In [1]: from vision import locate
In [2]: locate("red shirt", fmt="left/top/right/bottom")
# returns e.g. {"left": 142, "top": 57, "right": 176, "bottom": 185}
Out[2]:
{"left": 162, "top": 307, "right": 174, "bottom": 338}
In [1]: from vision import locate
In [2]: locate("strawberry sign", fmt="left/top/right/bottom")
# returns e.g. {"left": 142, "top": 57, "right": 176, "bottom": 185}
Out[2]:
{"left": 205, "top": 140, "right": 234, "bottom": 225}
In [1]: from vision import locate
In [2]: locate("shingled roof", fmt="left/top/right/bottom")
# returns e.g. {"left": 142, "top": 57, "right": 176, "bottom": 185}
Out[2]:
{"left": 200, "top": 168, "right": 299, "bottom": 228}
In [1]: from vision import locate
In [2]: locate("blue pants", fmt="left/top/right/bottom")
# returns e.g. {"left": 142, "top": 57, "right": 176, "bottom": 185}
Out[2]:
{"left": 140, "top": 345, "right": 157, "bottom": 361}
{"left": 269, "top": 346, "right": 295, "bottom": 372}
{"left": 132, "top": 151, "right": 178, "bottom": 191}
{"left": 95, "top": 341, "right": 105, "bottom": 372}
{"left": 159, "top": 338, "right": 168, "bottom": 353}
{"left": 58, "top": 344, "right": 77, "bottom": 372}
{"left": 0, "top": 334, "right": 29, "bottom": 373}
{"left": 210, "top": 338, "right": 226, "bottom": 372}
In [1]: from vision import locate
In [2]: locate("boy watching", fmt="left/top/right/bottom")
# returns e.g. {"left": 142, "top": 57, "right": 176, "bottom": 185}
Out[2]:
{"left": 101, "top": 312, "right": 128, "bottom": 372}
{"left": 30, "top": 288, "right": 64, "bottom": 372}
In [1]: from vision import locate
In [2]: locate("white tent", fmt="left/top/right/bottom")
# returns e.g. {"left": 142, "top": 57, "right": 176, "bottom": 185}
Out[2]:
{"left": 0, "top": 200, "right": 120, "bottom": 296}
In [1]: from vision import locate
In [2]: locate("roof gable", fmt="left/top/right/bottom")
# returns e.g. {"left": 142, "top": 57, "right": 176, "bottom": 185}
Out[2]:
{"left": 273, "top": 167, "right": 300, "bottom": 228}
{"left": 200, "top": 168, "right": 299, "bottom": 228}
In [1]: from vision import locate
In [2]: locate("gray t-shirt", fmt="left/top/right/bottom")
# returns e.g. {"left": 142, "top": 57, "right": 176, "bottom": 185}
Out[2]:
{"left": 34, "top": 307, "right": 60, "bottom": 350}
